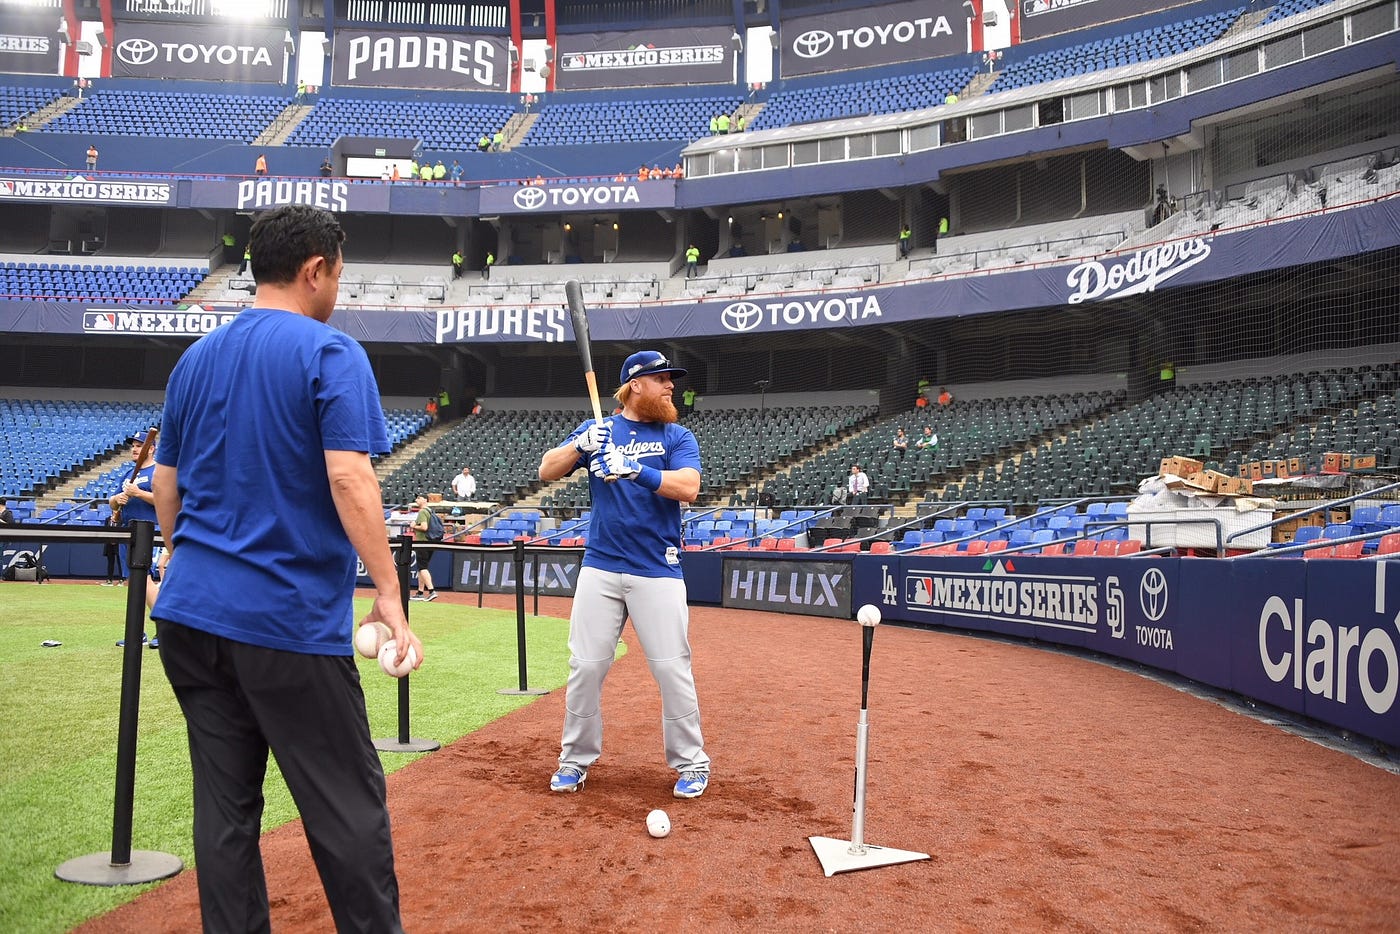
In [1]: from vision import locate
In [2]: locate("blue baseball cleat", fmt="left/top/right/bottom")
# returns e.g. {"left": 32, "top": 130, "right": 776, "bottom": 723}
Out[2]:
{"left": 550, "top": 765, "right": 587, "bottom": 793}
{"left": 673, "top": 771, "right": 709, "bottom": 799}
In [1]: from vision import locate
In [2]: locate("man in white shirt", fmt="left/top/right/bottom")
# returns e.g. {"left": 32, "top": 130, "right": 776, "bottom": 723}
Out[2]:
{"left": 451, "top": 466, "right": 477, "bottom": 500}
{"left": 848, "top": 464, "right": 870, "bottom": 505}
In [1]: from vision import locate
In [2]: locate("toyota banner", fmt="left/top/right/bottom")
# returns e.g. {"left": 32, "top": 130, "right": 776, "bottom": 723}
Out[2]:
{"left": 111, "top": 21, "right": 284, "bottom": 82}
{"left": 332, "top": 29, "right": 508, "bottom": 90}
{"left": 0, "top": 17, "right": 60, "bottom": 76}
{"left": 556, "top": 25, "right": 735, "bottom": 90}
{"left": 781, "top": 0, "right": 966, "bottom": 77}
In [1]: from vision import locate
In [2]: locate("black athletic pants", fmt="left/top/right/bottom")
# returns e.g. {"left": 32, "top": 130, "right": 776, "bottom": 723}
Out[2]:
{"left": 157, "top": 622, "right": 403, "bottom": 934}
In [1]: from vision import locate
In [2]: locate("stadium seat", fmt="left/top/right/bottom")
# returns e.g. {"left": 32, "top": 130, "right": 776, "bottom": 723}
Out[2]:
{"left": 1377, "top": 533, "right": 1400, "bottom": 556}
{"left": 1072, "top": 539, "right": 1098, "bottom": 556}
{"left": 1117, "top": 540, "right": 1143, "bottom": 555}
{"left": 1333, "top": 541, "right": 1364, "bottom": 559}
{"left": 1041, "top": 542, "right": 1068, "bottom": 556}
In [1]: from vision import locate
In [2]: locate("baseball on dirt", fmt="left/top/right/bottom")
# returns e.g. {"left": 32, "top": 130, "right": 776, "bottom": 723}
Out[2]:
{"left": 646, "top": 809, "right": 671, "bottom": 838}
{"left": 377, "top": 639, "right": 418, "bottom": 678}
{"left": 354, "top": 622, "right": 391, "bottom": 659}
{"left": 857, "top": 604, "right": 882, "bottom": 627}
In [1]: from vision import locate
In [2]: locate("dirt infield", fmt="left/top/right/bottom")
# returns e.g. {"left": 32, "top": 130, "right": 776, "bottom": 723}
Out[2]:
{"left": 81, "top": 595, "right": 1400, "bottom": 932}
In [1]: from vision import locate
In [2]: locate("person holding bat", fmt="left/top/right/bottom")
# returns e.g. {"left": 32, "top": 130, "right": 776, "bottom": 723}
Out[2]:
{"left": 538, "top": 350, "right": 712, "bottom": 799}
{"left": 108, "top": 429, "right": 163, "bottom": 644}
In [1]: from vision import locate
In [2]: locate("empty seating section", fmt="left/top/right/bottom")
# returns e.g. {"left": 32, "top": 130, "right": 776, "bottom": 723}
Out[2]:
{"left": 988, "top": 8, "right": 1243, "bottom": 93}
{"left": 1262, "top": 0, "right": 1339, "bottom": 25}
{"left": 0, "top": 262, "right": 205, "bottom": 303}
{"left": 751, "top": 67, "right": 976, "bottom": 131}
{"left": 44, "top": 407, "right": 422, "bottom": 517}
{"left": 0, "top": 399, "right": 163, "bottom": 499}
{"left": 383, "top": 409, "right": 590, "bottom": 507}
{"left": 767, "top": 392, "right": 1110, "bottom": 510}
{"left": 44, "top": 89, "right": 286, "bottom": 141}
{"left": 984, "top": 366, "right": 1393, "bottom": 507}
{"left": 1, "top": 84, "right": 60, "bottom": 128}
{"left": 287, "top": 97, "right": 515, "bottom": 151}
{"left": 523, "top": 95, "right": 743, "bottom": 146}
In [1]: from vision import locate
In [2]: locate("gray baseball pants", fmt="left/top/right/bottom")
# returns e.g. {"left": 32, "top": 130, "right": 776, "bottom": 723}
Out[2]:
{"left": 558, "top": 567, "right": 710, "bottom": 774}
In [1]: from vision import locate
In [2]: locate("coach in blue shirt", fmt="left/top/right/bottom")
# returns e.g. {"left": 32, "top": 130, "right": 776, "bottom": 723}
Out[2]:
{"left": 152, "top": 205, "right": 420, "bottom": 933}
{"left": 538, "top": 350, "right": 712, "bottom": 800}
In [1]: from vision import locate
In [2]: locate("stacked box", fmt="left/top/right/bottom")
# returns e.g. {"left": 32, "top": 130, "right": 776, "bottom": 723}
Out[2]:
{"left": 1322, "top": 452, "right": 1345, "bottom": 474}
{"left": 1353, "top": 454, "right": 1377, "bottom": 469}
{"left": 1160, "top": 455, "right": 1204, "bottom": 477}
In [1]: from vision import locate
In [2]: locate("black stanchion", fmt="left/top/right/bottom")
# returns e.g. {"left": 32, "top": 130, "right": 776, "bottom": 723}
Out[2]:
{"left": 498, "top": 539, "right": 548, "bottom": 696}
{"left": 56, "top": 520, "right": 184, "bottom": 886}
{"left": 373, "top": 535, "right": 439, "bottom": 753}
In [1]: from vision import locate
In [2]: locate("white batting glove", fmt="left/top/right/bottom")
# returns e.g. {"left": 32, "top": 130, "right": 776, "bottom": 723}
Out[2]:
{"left": 603, "top": 446, "right": 639, "bottom": 480}
{"left": 588, "top": 450, "right": 611, "bottom": 480}
{"left": 574, "top": 419, "right": 610, "bottom": 455}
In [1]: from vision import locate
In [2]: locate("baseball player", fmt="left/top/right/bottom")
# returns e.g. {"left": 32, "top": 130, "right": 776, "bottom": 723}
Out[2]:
{"left": 537, "top": 350, "right": 711, "bottom": 799}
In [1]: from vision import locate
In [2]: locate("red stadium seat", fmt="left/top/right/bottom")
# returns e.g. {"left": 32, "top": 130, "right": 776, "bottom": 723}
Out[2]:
{"left": 1333, "top": 540, "right": 1364, "bottom": 559}
{"left": 965, "top": 540, "right": 989, "bottom": 556}
{"left": 822, "top": 537, "right": 844, "bottom": 549}
{"left": 1379, "top": 534, "right": 1400, "bottom": 556}
{"left": 1095, "top": 540, "right": 1119, "bottom": 556}
{"left": 986, "top": 539, "right": 1009, "bottom": 553}
{"left": 1041, "top": 542, "right": 1067, "bottom": 556}
{"left": 775, "top": 537, "right": 798, "bottom": 551}
{"left": 711, "top": 536, "right": 732, "bottom": 550}
{"left": 1117, "top": 539, "right": 1142, "bottom": 555}
{"left": 933, "top": 543, "right": 959, "bottom": 555}
{"left": 1304, "top": 545, "right": 1334, "bottom": 558}
{"left": 869, "top": 541, "right": 893, "bottom": 554}
{"left": 759, "top": 537, "right": 780, "bottom": 550}
{"left": 1072, "top": 539, "right": 1097, "bottom": 556}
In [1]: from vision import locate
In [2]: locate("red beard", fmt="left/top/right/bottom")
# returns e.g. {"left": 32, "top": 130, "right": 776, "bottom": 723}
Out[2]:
{"left": 630, "top": 391, "right": 679, "bottom": 424}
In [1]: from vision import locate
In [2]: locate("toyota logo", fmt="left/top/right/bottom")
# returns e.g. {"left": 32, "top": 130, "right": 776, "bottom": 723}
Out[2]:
{"left": 792, "top": 30, "right": 834, "bottom": 58}
{"left": 116, "top": 38, "right": 159, "bottom": 66}
{"left": 1139, "top": 568, "right": 1169, "bottom": 622}
{"left": 721, "top": 301, "right": 763, "bottom": 333}
{"left": 512, "top": 187, "right": 547, "bottom": 210}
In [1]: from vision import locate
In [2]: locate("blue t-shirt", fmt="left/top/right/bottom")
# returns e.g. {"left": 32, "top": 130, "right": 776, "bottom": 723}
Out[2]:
{"left": 152, "top": 308, "right": 389, "bottom": 654}
{"left": 120, "top": 463, "right": 158, "bottom": 528}
{"left": 566, "top": 415, "right": 701, "bottom": 579}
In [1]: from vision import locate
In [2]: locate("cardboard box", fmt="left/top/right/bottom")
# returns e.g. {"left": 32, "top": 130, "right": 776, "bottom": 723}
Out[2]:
{"left": 1246, "top": 461, "right": 1263, "bottom": 480}
{"left": 1186, "top": 469, "right": 1252, "bottom": 495}
{"left": 1288, "top": 456, "right": 1303, "bottom": 475}
{"left": 427, "top": 493, "right": 443, "bottom": 502}
{"left": 1353, "top": 454, "right": 1376, "bottom": 470}
{"left": 1260, "top": 460, "right": 1277, "bottom": 478}
{"left": 1322, "top": 452, "right": 1345, "bottom": 474}
{"left": 1160, "top": 455, "right": 1204, "bottom": 477}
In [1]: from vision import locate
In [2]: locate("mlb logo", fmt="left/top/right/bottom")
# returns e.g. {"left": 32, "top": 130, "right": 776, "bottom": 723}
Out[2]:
{"left": 905, "top": 574, "right": 934, "bottom": 606}
{"left": 84, "top": 312, "right": 117, "bottom": 331}
{"left": 0, "top": 180, "right": 14, "bottom": 196}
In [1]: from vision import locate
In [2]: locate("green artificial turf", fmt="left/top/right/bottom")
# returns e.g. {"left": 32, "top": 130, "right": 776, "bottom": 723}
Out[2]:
{"left": 0, "top": 584, "right": 577, "bottom": 934}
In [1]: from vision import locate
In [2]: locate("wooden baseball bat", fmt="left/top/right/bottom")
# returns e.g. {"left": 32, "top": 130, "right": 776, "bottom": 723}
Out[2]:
{"left": 564, "top": 279, "right": 617, "bottom": 482}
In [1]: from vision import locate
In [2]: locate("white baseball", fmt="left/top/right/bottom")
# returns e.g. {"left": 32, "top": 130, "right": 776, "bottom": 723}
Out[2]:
{"left": 354, "top": 622, "right": 391, "bottom": 659}
{"left": 378, "top": 639, "right": 419, "bottom": 678}
{"left": 646, "top": 808, "right": 671, "bottom": 838}
{"left": 857, "top": 604, "right": 882, "bottom": 627}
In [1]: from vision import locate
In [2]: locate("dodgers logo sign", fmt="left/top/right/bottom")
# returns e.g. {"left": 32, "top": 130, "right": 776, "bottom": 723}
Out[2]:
{"left": 1065, "top": 238, "right": 1212, "bottom": 303}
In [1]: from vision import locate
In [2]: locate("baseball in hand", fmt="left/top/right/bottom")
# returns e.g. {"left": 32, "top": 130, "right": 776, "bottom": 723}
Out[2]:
{"left": 856, "top": 604, "right": 882, "bottom": 627}
{"left": 646, "top": 809, "right": 671, "bottom": 838}
{"left": 354, "top": 622, "right": 392, "bottom": 659}
{"left": 378, "top": 639, "right": 418, "bottom": 677}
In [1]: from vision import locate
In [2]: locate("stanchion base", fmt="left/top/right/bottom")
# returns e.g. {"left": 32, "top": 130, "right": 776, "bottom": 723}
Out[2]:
{"left": 497, "top": 687, "right": 550, "bottom": 696}
{"left": 55, "top": 849, "right": 184, "bottom": 886}
{"left": 809, "top": 836, "right": 929, "bottom": 877}
{"left": 372, "top": 738, "right": 441, "bottom": 753}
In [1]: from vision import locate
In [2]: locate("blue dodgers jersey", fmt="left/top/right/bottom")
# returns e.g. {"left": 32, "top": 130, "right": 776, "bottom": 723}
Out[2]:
{"left": 120, "top": 463, "right": 158, "bottom": 527}
{"left": 567, "top": 416, "right": 701, "bottom": 579}
{"left": 152, "top": 308, "right": 389, "bottom": 654}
